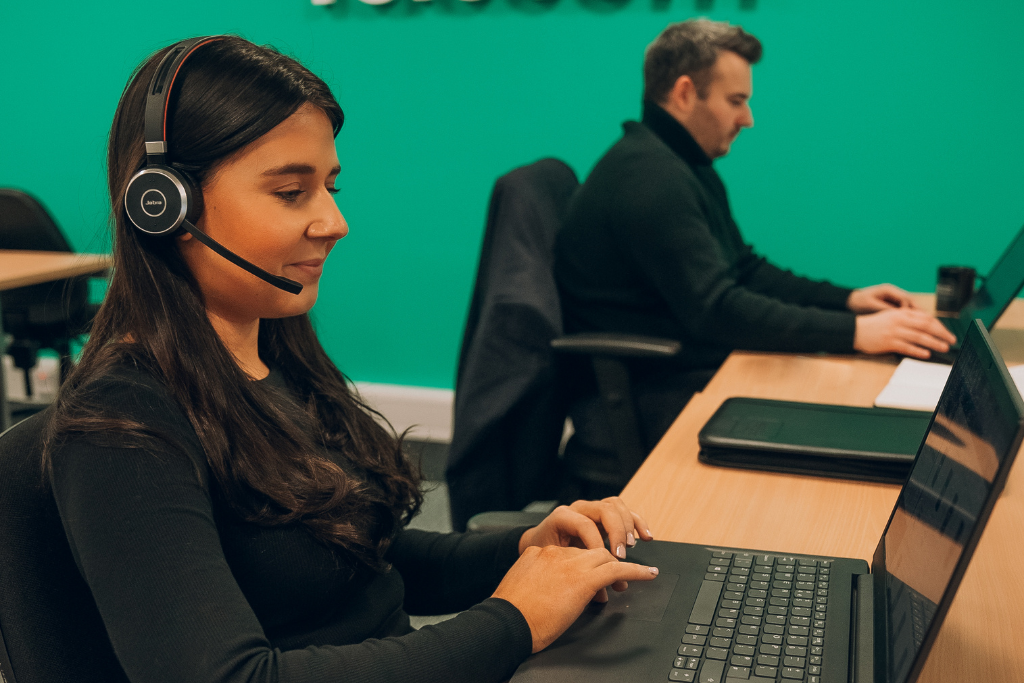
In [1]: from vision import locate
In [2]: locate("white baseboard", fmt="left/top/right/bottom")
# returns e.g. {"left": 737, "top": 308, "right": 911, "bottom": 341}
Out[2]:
{"left": 353, "top": 382, "right": 454, "bottom": 443}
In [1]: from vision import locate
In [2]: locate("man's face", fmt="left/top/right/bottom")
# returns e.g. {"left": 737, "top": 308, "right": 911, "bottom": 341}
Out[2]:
{"left": 685, "top": 50, "right": 754, "bottom": 159}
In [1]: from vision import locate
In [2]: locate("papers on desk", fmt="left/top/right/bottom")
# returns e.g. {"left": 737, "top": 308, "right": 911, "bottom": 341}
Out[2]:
{"left": 874, "top": 358, "right": 1024, "bottom": 412}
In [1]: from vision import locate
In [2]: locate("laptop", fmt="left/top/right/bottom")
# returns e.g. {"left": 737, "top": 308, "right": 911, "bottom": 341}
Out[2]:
{"left": 930, "top": 223, "right": 1024, "bottom": 362}
{"left": 511, "top": 319, "right": 1023, "bottom": 683}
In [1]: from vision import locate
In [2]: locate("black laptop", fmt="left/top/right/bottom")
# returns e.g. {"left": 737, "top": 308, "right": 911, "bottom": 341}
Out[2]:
{"left": 511, "top": 320, "right": 1023, "bottom": 683}
{"left": 931, "top": 224, "right": 1024, "bottom": 362}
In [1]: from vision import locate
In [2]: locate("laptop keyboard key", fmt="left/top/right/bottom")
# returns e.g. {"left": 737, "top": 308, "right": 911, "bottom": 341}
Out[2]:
{"left": 698, "top": 659, "right": 725, "bottom": 683}
{"left": 689, "top": 581, "right": 724, "bottom": 625}
{"left": 678, "top": 645, "right": 704, "bottom": 657}
{"left": 706, "top": 647, "right": 729, "bottom": 660}
{"left": 727, "top": 666, "right": 750, "bottom": 679}
{"left": 682, "top": 634, "right": 707, "bottom": 646}
{"left": 757, "top": 654, "right": 779, "bottom": 666}
{"left": 686, "top": 625, "right": 711, "bottom": 635}
{"left": 710, "top": 637, "right": 731, "bottom": 648}
{"left": 669, "top": 669, "right": 695, "bottom": 681}
{"left": 784, "top": 657, "right": 806, "bottom": 668}
{"left": 754, "top": 665, "right": 778, "bottom": 678}
{"left": 781, "top": 667, "right": 804, "bottom": 679}
{"left": 730, "top": 656, "right": 753, "bottom": 667}
{"left": 733, "top": 644, "right": 755, "bottom": 656}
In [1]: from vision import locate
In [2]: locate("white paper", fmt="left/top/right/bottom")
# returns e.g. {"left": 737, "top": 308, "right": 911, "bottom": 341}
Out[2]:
{"left": 874, "top": 357, "right": 1024, "bottom": 412}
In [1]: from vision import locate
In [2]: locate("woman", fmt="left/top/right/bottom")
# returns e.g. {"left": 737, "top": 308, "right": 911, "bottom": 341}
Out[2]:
{"left": 44, "top": 35, "right": 658, "bottom": 683}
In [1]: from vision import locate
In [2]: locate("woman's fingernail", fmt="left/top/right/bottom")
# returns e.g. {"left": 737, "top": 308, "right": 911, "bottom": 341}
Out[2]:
{"left": 626, "top": 532, "right": 636, "bottom": 546}
{"left": 646, "top": 528, "right": 653, "bottom": 538}
{"left": 616, "top": 543, "right": 626, "bottom": 558}
{"left": 649, "top": 566, "right": 660, "bottom": 576}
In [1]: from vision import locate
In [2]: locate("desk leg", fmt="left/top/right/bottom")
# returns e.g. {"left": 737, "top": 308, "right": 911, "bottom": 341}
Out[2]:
{"left": 0, "top": 297, "right": 9, "bottom": 432}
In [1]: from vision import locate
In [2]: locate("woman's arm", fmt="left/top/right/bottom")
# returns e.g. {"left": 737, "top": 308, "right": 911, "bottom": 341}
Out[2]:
{"left": 387, "top": 527, "right": 529, "bottom": 615}
{"left": 49, "top": 375, "right": 531, "bottom": 683}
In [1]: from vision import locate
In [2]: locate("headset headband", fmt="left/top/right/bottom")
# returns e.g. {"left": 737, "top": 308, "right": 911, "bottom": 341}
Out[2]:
{"left": 143, "top": 36, "right": 223, "bottom": 166}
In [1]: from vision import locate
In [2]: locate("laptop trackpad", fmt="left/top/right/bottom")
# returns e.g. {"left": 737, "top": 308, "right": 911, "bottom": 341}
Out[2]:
{"left": 511, "top": 574, "right": 680, "bottom": 682}
{"left": 585, "top": 571, "right": 680, "bottom": 622}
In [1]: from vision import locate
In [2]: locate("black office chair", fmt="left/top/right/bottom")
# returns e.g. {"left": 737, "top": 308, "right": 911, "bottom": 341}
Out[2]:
{"left": 0, "top": 189, "right": 98, "bottom": 399}
{"left": 0, "top": 411, "right": 130, "bottom": 683}
{"left": 444, "top": 159, "right": 679, "bottom": 532}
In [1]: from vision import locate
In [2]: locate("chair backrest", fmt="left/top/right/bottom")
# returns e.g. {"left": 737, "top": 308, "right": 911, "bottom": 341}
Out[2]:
{"left": 0, "top": 190, "right": 73, "bottom": 253}
{"left": 0, "top": 412, "right": 129, "bottom": 683}
{"left": 0, "top": 189, "right": 91, "bottom": 344}
{"left": 445, "top": 159, "right": 579, "bottom": 531}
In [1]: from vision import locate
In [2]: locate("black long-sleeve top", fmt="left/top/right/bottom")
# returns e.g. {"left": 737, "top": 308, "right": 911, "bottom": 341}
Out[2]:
{"left": 555, "top": 102, "right": 857, "bottom": 373}
{"left": 47, "top": 364, "right": 533, "bottom": 683}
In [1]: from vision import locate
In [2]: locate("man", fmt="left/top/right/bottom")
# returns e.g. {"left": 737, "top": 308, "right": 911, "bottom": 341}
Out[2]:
{"left": 555, "top": 19, "right": 955, "bottom": 451}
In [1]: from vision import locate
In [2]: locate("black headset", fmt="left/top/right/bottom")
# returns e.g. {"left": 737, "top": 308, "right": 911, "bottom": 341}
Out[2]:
{"left": 124, "top": 36, "right": 303, "bottom": 295}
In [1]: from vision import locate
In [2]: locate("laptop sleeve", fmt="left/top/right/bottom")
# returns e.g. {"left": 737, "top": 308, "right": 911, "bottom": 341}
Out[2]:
{"left": 697, "top": 397, "right": 933, "bottom": 484}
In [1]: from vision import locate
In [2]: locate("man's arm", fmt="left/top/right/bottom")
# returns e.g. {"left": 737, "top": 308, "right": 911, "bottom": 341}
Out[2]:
{"left": 734, "top": 248, "right": 853, "bottom": 311}
{"left": 618, "top": 179, "right": 953, "bottom": 357}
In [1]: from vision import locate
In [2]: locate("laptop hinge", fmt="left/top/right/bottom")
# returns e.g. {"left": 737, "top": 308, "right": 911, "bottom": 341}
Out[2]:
{"left": 850, "top": 573, "right": 874, "bottom": 683}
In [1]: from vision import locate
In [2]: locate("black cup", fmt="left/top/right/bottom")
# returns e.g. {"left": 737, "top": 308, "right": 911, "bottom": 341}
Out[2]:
{"left": 936, "top": 266, "right": 976, "bottom": 314}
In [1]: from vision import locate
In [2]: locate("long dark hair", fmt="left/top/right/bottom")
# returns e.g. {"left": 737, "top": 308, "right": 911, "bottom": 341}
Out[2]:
{"left": 45, "top": 36, "right": 422, "bottom": 572}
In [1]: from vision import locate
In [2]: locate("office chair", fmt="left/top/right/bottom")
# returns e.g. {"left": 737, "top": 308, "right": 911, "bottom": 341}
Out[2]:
{"left": 445, "top": 159, "right": 679, "bottom": 532}
{"left": 0, "top": 189, "right": 97, "bottom": 399}
{"left": 0, "top": 411, "right": 130, "bottom": 683}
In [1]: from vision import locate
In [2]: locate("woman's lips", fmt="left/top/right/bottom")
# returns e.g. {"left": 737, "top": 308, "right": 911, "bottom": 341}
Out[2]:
{"left": 287, "top": 259, "right": 325, "bottom": 279}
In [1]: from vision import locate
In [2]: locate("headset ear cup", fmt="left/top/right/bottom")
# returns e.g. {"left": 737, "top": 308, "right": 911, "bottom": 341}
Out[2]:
{"left": 125, "top": 166, "right": 193, "bottom": 235}
{"left": 178, "top": 168, "right": 203, "bottom": 223}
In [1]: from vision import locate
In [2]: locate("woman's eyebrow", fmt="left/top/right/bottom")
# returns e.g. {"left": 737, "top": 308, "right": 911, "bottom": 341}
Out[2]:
{"left": 261, "top": 163, "right": 316, "bottom": 177}
{"left": 260, "top": 163, "right": 343, "bottom": 177}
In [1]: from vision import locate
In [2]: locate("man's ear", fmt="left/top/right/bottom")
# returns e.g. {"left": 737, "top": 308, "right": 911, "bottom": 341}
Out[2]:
{"left": 665, "top": 74, "right": 697, "bottom": 117}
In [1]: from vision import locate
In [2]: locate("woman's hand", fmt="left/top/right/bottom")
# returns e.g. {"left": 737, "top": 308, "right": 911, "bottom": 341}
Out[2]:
{"left": 492, "top": 545, "right": 659, "bottom": 653}
{"left": 519, "top": 497, "right": 654, "bottom": 558}
{"left": 518, "top": 497, "right": 654, "bottom": 601}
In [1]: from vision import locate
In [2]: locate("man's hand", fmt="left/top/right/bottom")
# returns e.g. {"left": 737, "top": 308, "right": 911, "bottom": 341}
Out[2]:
{"left": 854, "top": 308, "right": 957, "bottom": 359}
{"left": 847, "top": 284, "right": 917, "bottom": 313}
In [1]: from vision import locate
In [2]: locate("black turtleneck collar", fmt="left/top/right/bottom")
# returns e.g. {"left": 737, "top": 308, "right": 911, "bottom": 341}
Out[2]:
{"left": 641, "top": 100, "right": 713, "bottom": 168}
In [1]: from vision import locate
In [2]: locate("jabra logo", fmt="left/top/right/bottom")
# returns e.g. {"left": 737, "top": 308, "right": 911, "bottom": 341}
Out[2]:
{"left": 141, "top": 189, "right": 168, "bottom": 217}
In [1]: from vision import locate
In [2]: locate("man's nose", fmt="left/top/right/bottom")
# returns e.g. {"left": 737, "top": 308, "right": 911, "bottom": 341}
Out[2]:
{"left": 740, "top": 105, "right": 754, "bottom": 128}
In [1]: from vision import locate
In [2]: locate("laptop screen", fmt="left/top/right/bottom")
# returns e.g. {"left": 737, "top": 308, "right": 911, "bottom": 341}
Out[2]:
{"left": 959, "top": 224, "right": 1024, "bottom": 328}
{"left": 879, "top": 321, "right": 1024, "bottom": 683}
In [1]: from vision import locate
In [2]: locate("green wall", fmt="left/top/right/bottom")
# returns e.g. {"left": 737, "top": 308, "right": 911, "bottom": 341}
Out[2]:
{"left": 3, "top": 0, "right": 1022, "bottom": 388}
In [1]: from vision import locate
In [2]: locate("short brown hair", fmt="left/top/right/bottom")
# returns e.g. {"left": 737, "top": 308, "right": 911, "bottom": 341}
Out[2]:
{"left": 643, "top": 19, "right": 762, "bottom": 103}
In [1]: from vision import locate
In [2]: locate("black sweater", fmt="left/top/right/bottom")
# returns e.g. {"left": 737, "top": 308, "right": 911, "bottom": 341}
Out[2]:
{"left": 555, "top": 102, "right": 857, "bottom": 373}
{"left": 47, "top": 364, "right": 533, "bottom": 683}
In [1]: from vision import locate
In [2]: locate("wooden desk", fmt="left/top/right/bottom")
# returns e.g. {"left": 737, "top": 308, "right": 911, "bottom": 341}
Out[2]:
{"left": 0, "top": 250, "right": 111, "bottom": 430}
{"left": 620, "top": 299, "right": 1024, "bottom": 683}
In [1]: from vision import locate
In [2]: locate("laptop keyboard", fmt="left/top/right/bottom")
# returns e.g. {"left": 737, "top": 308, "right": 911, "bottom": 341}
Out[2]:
{"left": 668, "top": 551, "right": 830, "bottom": 683}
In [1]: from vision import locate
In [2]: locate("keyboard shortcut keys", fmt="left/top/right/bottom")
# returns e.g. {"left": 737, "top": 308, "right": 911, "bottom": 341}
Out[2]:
{"left": 670, "top": 551, "right": 833, "bottom": 682}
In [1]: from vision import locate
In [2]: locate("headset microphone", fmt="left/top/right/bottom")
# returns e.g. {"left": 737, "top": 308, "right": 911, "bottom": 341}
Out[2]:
{"left": 123, "top": 36, "right": 303, "bottom": 295}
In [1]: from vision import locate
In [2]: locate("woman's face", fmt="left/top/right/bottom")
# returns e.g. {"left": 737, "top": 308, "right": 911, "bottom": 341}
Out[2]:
{"left": 179, "top": 103, "right": 347, "bottom": 324}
